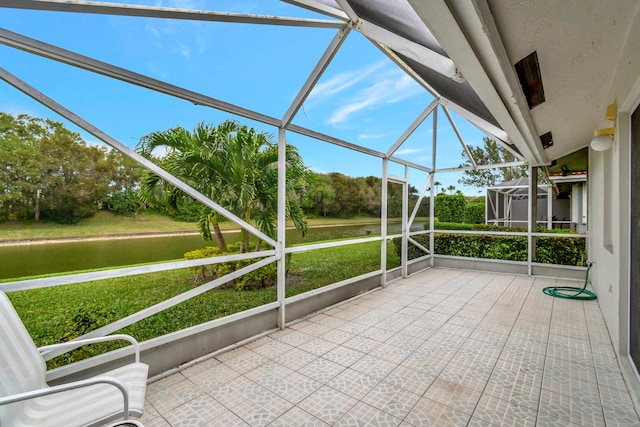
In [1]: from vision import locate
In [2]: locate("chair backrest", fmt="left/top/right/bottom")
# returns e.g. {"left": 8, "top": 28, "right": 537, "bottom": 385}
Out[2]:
{"left": 0, "top": 291, "right": 47, "bottom": 398}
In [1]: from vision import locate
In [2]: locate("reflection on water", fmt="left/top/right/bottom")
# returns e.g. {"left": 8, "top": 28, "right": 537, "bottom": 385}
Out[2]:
{"left": 0, "top": 222, "right": 424, "bottom": 280}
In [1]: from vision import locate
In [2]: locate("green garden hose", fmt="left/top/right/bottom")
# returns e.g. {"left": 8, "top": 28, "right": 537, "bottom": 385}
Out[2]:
{"left": 542, "top": 263, "right": 597, "bottom": 300}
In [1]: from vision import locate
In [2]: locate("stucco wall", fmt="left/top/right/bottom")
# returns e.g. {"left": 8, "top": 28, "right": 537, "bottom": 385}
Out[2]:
{"left": 588, "top": 139, "right": 622, "bottom": 348}
{"left": 588, "top": 6, "right": 640, "bottom": 404}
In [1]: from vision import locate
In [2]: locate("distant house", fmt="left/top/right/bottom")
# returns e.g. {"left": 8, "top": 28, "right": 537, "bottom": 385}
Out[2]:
{"left": 485, "top": 173, "right": 587, "bottom": 231}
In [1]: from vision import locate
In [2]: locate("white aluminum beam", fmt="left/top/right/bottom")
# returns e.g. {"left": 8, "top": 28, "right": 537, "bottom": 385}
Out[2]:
{"left": 388, "top": 157, "right": 432, "bottom": 174}
{"left": 527, "top": 166, "right": 537, "bottom": 275}
{"left": 402, "top": 166, "right": 409, "bottom": 279}
{"left": 381, "top": 159, "right": 388, "bottom": 286}
{"left": 277, "top": 128, "right": 287, "bottom": 329}
{"left": 0, "top": 0, "right": 345, "bottom": 28}
{"left": 436, "top": 161, "right": 526, "bottom": 173}
{"left": 370, "top": 40, "right": 439, "bottom": 100}
{"left": 408, "top": 236, "right": 431, "bottom": 256}
{"left": 430, "top": 110, "right": 437, "bottom": 267}
{"left": 442, "top": 105, "right": 476, "bottom": 168}
{"left": 386, "top": 99, "right": 438, "bottom": 158}
{"left": 334, "top": 0, "right": 358, "bottom": 22}
{"left": 532, "top": 232, "right": 586, "bottom": 238}
{"left": 282, "top": 25, "right": 351, "bottom": 127}
{"left": 438, "top": 98, "right": 520, "bottom": 161}
{"left": 408, "top": 173, "right": 432, "bottom": 230}
{"left": 281, "top": 0, "right": 349, "bottom": 21}
{"left": 285, "top": 236, "right": 381, "bottom": 254}
{"left": 0, "top": 67, "right": 277, "bottom": 247}
{"left": 386, "top": 174, "right": 406, "bottom": 183}
{"left": 357, "top": 19, "right": 461, "bottom": 81}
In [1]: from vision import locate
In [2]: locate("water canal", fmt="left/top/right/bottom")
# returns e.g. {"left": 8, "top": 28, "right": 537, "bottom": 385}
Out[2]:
{"left": 1, "top": 222, "right": 425, "bottom": 280}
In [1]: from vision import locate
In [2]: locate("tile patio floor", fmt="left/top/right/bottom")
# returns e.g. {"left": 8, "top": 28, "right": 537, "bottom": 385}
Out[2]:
{"left": 137, "top": 268, "right": 640, "bottom": 426}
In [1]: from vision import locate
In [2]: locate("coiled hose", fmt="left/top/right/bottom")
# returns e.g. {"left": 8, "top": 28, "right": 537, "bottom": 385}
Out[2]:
{"left": 542, "top": 263, "right": 597, "bottom": 300}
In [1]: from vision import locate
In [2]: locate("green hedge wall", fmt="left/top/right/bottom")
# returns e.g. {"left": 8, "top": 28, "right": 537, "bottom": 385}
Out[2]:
{"left": 395, "top": 223, "right": 586, "bottom": 266}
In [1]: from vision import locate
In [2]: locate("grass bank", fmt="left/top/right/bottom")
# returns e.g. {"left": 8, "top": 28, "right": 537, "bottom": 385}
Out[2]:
{"left": 0, "top": 211, "right": 198, "bottom": 242}
{"left": 0, "top": 211, "right": 411, "bottom": 242}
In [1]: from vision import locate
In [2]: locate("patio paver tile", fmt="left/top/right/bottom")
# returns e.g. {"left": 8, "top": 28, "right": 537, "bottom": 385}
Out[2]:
{"left": 139, "top": 268, "right": 640, "bottom": 427}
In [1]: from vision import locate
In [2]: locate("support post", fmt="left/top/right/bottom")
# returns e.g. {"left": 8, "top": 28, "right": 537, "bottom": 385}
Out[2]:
{"left": 277, "top": 127, "right": 287, "bottom": 329}
{"left": 381, "top": 158, "right": 388, "bottom": 287}
{"left": 430, "top": 106, "right": 438, "bottom": 267}
{"left": 527, "top": 166, "right": 538, "bottom": 275}
{"left": 402, "top": 165, "right": 409, "bottom": 279}
{"left": 547, "top": 185, "right": 553, "bottom": 229}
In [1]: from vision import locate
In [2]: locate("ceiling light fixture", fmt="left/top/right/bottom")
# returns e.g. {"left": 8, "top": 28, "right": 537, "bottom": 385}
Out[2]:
{"left": 590, "top": 102, "right": 616, "bottom": 152}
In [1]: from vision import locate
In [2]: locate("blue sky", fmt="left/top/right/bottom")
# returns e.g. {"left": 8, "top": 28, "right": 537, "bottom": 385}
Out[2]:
{"left": 0, "top": 0, "right": 490, "bottom": 195}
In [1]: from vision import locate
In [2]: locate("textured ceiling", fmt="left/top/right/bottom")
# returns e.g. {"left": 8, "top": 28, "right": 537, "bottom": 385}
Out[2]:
{"left": 486, "top": 0, "right": 640, "bottom": 160}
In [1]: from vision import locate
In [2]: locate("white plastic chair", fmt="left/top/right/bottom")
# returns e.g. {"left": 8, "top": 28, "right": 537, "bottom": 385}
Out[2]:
{"left": 0, "top": 291, "right": 149, "bottom": 427}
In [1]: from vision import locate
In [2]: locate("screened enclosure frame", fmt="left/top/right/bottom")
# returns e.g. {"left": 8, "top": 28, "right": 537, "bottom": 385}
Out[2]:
{"left": 0, "top": 1, "right": 581, "bottom": 353}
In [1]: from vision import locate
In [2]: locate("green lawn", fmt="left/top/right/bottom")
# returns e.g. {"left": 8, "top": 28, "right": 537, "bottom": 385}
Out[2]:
{"left": 8, "top": 240, "right": 400, "bottom": 368}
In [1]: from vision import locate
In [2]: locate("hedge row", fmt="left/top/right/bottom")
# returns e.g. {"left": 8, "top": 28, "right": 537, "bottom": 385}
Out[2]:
{"left": 394, "top": 224, "right": 586, "bottom": 266}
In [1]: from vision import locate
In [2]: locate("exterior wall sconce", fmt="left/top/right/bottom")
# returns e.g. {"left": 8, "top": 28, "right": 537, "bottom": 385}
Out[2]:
{"left": 590, "top": 102, "right": 616, "bottom": 151}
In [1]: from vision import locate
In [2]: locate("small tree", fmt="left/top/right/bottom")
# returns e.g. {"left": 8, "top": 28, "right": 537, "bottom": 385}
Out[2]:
{"left": 137, "top": 120, "right": 309, "bottom": 253}
{"left": 458, "top": 137, "right": 527, "bottom": 189}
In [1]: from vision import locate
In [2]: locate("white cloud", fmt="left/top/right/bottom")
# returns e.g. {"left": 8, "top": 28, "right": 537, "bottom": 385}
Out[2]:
{"left": 357, "top": 132, "right": 386, "bottom": 140}
{"left": 306, "top": 60, "right": 387, "bottom": 106}
{"left": 143, "top": 2, "right": 208, "bottom": 59}
{"left": 176, "top": 41, "right": 191, "bottom": 58}
{"left": 395, "top": 147, "right": 424, "bottom": 155}
{"left": 327, "top": 70, "right": 423, "bottom": 126}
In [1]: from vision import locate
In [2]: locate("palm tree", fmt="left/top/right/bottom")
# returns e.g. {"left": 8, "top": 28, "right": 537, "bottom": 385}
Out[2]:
{"left": 434, "top": 181, "right": 441, "bottom": 194}
{"left": 447, "top": 185, "right": 456, "bottom": 194}
{"left": 137, "top": 120, "right": 308, "bottom": 253}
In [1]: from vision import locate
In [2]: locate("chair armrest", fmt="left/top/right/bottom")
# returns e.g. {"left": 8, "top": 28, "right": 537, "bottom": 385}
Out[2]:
{"left": 38, "top": 334, "right": 141, "bottom": 363}
{"left": 0, "top": 375, "right": 130, "bottom": 420}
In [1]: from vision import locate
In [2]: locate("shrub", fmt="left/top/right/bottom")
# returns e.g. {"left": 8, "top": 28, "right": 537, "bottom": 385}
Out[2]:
{"left": 103, "top": 190, "right": 141, "bottom": 216}
{"left": 536, "top": 236, "right": 586, "bottom": 266}
{"left": 184, "top": 242, "right": 287, "bottom": 291}
{"left": 434, "top": 193, "right": 467, "bottom": 223}
{"left": 464, "top": 202, "right": 485, "bottom": 224}
{"left": 168, "top": 199, "right": 201, "bottom": 222}
{"left": 396, "top": 224, "right": 586, "bottom": 266}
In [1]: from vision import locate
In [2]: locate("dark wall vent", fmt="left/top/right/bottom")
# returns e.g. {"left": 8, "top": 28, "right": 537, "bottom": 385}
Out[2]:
{"left": 540, "top": 131, "right": 553, "bottom": 149}
{"left": 514, "top": 51, "right": 545, "bottom": 109}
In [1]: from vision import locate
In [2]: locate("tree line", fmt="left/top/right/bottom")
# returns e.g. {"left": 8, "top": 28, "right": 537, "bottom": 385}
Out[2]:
{"left": 0, "top": 114, "right": 431, "bottom": 232}
{"left": 0, "top": 113, "right": 146, "bottom": 224}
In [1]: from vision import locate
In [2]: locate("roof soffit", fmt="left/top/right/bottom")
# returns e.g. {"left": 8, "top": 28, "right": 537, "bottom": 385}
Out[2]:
{"left": 486, "top": 0, "right": 640, "bottom": 160}
{"left": 407, "top": 0, "right": 548, "bottom": 165}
